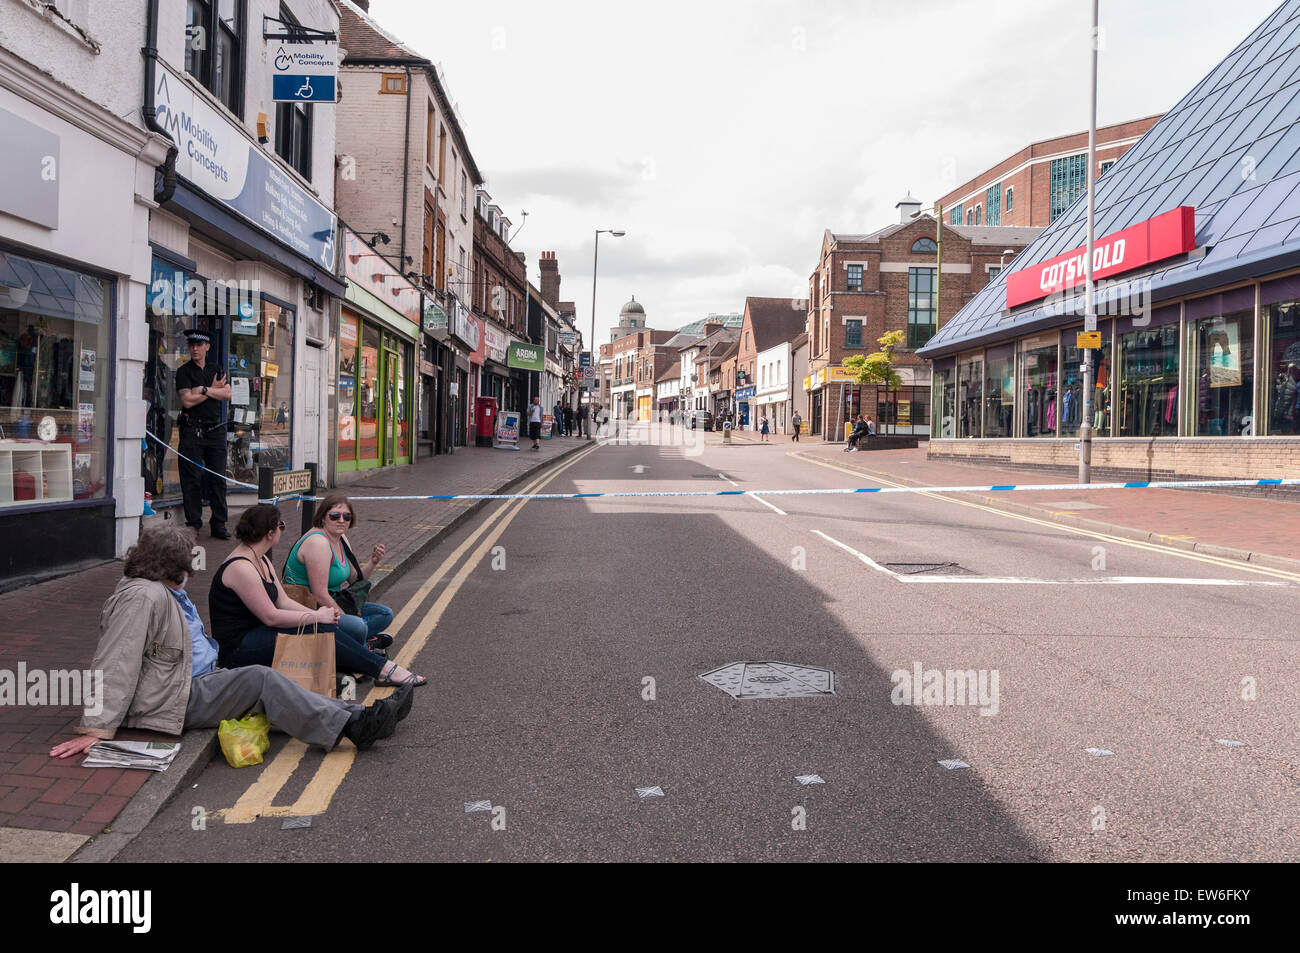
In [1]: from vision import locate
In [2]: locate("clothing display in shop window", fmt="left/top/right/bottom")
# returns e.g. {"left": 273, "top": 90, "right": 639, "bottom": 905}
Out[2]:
{"left": 1165, "top": 384, "right": 1178, "bottom": 425}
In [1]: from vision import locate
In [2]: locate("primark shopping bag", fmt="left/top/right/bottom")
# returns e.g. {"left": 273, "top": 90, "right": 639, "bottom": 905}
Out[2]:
{"left": 271, "top": 624, "right": 336, "bottom": 698}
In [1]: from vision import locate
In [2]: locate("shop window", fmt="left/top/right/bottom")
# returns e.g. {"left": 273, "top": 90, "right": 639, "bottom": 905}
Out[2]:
{"left": 1266, "top": 299, "right": 1300, "bottom": 434}
{"left": 1193, "top": 310, "right": 1254, "bottom": 435}
{"left": 226, "top": 302, "right": 293, "bottom": 485}
{"left": 958, "top": 355, "right": 983, "bottom": 438}
{"left": 933, "top": 363, "right": 956, "bottom": 438}
{"left": 1118, "top": 325, "right": 1179, "bottom": 437}
{"left": 1021, "top": 341, "right": 1060, "bottom": 437}
{"left": 359, "top": 324, "right": 381, "bottom": 464}
{"left": 185, "top": 0, "right": 243, "bottom": 116}
{"left": 983, "top": 351, "right": 1013, "bottom": 438}
{"left": 1061, "top": 326, "right": 1112, "bottom": 437}
{"left": 0, "top": 250, "right": 112, "bottom": 507}
{"left": 338, "top": 311, "right": 359, "bottom": 464}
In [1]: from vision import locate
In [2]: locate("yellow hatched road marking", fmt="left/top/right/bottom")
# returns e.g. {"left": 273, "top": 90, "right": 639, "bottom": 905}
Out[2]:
{"left": 790, "top": 451, "right": 1300, "bottom": 584}
{"left": 222, "top": 444, "right": 600, "bottom": 824}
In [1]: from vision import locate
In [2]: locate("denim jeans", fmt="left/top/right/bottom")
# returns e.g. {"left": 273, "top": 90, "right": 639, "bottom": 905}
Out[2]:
{"left": 224, "top": 622, "right": 386, "bottom": 678}
{"left": 336, "top": 602, "right": 394, "bottom": 644}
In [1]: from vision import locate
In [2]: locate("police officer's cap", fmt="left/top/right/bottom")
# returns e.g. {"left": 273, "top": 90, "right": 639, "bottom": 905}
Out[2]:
{"left": 184, "top": 329, "right": 211, "bottom": 345}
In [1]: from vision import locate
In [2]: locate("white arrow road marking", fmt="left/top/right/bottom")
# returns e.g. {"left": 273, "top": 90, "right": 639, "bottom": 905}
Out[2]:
{"left": 811, "top": 530, "right": 1293, "bottom": 586}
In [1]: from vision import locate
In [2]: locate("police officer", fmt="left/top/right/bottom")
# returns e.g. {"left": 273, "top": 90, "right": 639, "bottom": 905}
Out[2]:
{"left": 176, "top": 329, "right": 232, "bottom": 539}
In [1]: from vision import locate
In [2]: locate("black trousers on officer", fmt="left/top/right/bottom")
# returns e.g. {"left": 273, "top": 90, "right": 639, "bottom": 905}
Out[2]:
{"left": 178, "top": 425, "right": 228, "bottom": 531}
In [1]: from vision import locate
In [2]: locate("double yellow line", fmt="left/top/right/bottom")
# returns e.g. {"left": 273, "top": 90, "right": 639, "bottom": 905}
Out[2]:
{"left": 221, "top": 444, "right": 600, "bottom": 824}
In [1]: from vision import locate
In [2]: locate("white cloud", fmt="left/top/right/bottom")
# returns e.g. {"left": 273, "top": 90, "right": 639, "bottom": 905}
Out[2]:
{"left": 366, "top": 0, "right": 1281, "bottom": 348}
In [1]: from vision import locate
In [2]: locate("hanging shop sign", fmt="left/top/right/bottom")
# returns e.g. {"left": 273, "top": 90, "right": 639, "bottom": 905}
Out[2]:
{"left": 558, "top": 331, "right": 578, "bottom": 349}
{"left": 507, "top": 341, "right": 545, "bottom": 373}
{"left": 423, "top": 298, "right": 448, "bottom": 334}
{"left": 452, "top": 302, "right": 482, "bottom": 354}
{"left": 1006, "top": 206, "right": 1196, "bottom": 309}
{"left": 270, "top": 44, "right": 338, "bottom": 103}
{"left": 735, "top": 386, "right": 756, "bottom": 400}
{"left": 153, "top": 62, "right": 336, "bottom": 268}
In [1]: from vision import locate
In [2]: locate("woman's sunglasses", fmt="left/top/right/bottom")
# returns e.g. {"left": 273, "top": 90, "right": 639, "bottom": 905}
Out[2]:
{"left": 278, "top": 521, "right": 286, "bottom": 531}
{"left": 328, "top": 512, "right": 353, "bottom": 523}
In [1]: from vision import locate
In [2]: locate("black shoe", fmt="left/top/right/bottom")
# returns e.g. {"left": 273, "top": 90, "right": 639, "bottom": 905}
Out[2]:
{"left": 210, "top": 525, "right": 232, "bottom": 540}
{"left": 343, "top": 698, "right": 400, "bottom": 751}
{"left": 378, "top": 685, "right": 415, "bottom": 739}
{"left": 368, "top": 632, "right": 394, "bottom": 651}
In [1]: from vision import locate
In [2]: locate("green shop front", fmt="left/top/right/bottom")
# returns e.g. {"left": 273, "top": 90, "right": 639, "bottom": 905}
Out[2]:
{"left": 336, "top": 231, "right": 417, "bottom": 473}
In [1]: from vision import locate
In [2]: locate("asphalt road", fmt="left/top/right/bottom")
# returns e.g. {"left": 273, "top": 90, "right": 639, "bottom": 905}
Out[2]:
{"left": 118, "top": 424, "right": 1300, "bottom": 862}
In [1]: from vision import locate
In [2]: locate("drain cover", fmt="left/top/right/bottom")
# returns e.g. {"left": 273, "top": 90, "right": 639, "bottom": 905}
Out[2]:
{"left": 884, "top": 562, "right": 977, "bottom": 576}
{"left": 699, "top": 661, "right": 835, "bottom": 699}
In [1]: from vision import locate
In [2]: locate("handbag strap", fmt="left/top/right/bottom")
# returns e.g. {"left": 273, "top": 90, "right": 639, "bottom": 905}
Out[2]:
{"left": 340, "top": 535, "right": 365, "bottom": 579}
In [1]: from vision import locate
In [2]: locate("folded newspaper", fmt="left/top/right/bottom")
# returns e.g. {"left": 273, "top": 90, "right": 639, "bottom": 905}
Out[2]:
{"left": 82, "top": 740, "right": 181, "bottom": 772}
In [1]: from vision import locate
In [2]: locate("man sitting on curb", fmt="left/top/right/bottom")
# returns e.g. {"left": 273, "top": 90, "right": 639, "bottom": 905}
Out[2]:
{"left": 50, "top": 526, "right": 413, "bottom": 763}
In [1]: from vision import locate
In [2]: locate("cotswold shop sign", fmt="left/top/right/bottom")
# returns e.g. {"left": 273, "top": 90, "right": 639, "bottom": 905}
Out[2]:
{"left": 507, "top": 342, "right": 545, "bottom": 372}
{"left": 1005, "top": 206, "right": 1196, "bottom": 309}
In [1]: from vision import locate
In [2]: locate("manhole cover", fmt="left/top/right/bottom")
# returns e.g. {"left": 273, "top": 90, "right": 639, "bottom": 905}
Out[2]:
{"left": 883, "top": 562, "right": 977, "bottom": 576}
{"left": 699, "top": 661, "right": 835, "bottom": 699}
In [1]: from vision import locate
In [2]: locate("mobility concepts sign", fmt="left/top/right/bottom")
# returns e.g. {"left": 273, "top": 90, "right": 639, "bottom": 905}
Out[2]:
{"left": 154, "top": 63, "right": 336, "bottom": 269}
{"left": 272, "top": 43, "right": 338, "bottom": 103}
{"left": 1005, "top": 206, "right": 1196, "bottom": 309}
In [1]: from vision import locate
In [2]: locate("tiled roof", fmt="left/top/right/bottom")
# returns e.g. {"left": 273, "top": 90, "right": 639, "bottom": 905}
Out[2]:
{"left": 336, "top": 0, "right": 424, "bottom": 61}
{"left": 944, "top": 225, "right": 1042, "bottom": 245}
{"left": 676, "top": 313, "right": 743, "bottom": 334}
{"left": 920, "top": 0, "right": 1300, "bottom": 358}
{"left": 745, "top": 296, "right": 808, "bottom": 351}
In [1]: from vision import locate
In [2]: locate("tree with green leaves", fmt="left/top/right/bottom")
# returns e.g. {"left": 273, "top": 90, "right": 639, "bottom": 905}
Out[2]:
{"left": 844, "top": 329, "right": 904, "bottom": 389}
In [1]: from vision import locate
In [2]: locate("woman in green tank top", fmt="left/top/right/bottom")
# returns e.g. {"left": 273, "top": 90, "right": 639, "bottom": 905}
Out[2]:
{"left": 282, "top": 493, "right": 424, "bottom": 687}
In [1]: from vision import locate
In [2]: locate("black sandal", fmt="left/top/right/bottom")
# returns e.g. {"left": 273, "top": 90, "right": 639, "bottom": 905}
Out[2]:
{"left": 373, "top": 661, "right": 427, "bottom": 688}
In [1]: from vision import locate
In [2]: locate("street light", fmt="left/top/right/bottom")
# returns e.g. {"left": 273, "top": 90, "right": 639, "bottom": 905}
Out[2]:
{"left": 589, "top": 228, "right": 626, "bottom": 440}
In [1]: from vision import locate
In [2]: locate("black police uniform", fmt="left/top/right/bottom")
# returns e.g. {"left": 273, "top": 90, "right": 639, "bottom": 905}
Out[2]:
{"left": 175, "top": 357, "right": 228, "bottom": 533}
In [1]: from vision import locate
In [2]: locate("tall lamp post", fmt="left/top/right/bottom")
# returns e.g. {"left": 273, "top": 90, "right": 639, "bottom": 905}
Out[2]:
{"left": 589, "top": 228, "right": 626, "bottom": 440}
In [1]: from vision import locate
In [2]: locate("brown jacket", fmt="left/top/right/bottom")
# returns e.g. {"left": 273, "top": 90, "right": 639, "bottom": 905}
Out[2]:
{"left": 78, "top": 577, "right": 192, "bottom": 739}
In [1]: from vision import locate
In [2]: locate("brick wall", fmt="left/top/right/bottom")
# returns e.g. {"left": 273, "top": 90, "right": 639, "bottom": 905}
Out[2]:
{"left": 929, "top": 437, "right": 1300, "bottom": 481}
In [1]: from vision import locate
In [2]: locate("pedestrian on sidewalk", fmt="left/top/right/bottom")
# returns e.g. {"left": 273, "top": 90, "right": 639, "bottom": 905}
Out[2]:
{"left": 553, "top": 400, "right": 565, "bottom": 437}
{"left": 528, "top": 396, "right": 544, "bottom": 450}
{"left": 210, "top": 504, "right": 427, "bottom": 686}
{"left": 792, "top": 410, "right": 802, "bottom": 441}
{"left": 564, "top": 404, "right": 576, "bottom": 437}
{"left": 579, "top": 402, "right": 589, "bottom": 437}
{"left": 48, "top": 526, "right": 415, "bottom": 758}
{"left": 759, "top": 414, "right": 770, "bottom": 441}
{"left": 282, "top": 493, "right": 395, "bottom": 656}
{"left": 176, "top": 328, "right": 232, "bottom": 539}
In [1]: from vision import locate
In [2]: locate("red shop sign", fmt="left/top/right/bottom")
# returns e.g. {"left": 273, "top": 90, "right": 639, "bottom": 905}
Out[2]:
{"left": 1006, "top": 206, "right": 1196, "bottom": 309}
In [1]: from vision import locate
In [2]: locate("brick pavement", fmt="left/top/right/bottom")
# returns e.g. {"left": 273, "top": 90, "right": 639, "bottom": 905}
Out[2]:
{"left": 0, "top": 434, "right": 589, "bottom": 851}
{"left": 796, "top": 444, "right": 1300, "bottom": 564}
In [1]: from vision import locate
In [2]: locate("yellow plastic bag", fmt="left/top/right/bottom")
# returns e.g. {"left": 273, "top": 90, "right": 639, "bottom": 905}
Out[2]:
{"left": 218, "top": 712, "right": 271, "bottom": 768}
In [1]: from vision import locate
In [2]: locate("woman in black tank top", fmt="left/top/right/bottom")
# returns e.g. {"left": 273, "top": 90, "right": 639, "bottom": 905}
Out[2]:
{"left": 212, "top": 505, "right": 427, "bottom": 686}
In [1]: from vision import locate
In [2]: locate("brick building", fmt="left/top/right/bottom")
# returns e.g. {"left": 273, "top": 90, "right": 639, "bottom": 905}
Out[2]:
{"left": 733, "top": 297, "right": 808, "bottom": 429}
{"left": 334, "top": 0, "right": 483, "bottom": 452}
{"left": 805, "top": 197, "right": 1038, "bottom": 439}
{"left": 935, "top": 115, "right": 1161, "bottom": 229}
{"left": 472, "top": 189, "right": 529, "bottom": 412}
{"left": 920, "top": 1, "right": 1300, "bottom": 479}
{"left": 600, "top": 327, "right": 675, "bottom": 421}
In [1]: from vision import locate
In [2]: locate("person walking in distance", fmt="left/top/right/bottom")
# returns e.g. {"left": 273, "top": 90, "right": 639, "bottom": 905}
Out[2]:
{"left": 553, "top": 399, "right": 565, "bottom": 437}
{"left": 564, "top": 403, "right": 576, "bottom": 437}
{"left": 578, "top": 401, "right": 589, "bottom": 437}
{"left": 791, "top": 410, "right": 802, "bottom": 442}
{"left": 528, "top": 395, "right": 544, "bottom": 450}
{"left": 176, "top": 328, "right": 233, "bottom": 539}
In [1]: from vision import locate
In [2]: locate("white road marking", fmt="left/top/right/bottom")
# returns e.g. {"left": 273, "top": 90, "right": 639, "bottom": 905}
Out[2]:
{"left": 747, "top": 492, "right": 788, "bottom": 516}
{"left": 1084, "top": 748, "right": 1115, "bottom": 757}
{"left": 811, "top": 529, "right": 1293, "bottom": 587}
{"left": 938, "top": 759, "right": 971, "bottom": 770}
{"left": 795, "top": 774, "right": 826, "bottom": 785}
{"left": 717, "top": 472, "right": 739, "bottom": 487}
{"left": 635, "top": 786, "right": 665, "bottom": 798}
{"left": 1215, "top": 739, "right": 1248, "bottom": 748}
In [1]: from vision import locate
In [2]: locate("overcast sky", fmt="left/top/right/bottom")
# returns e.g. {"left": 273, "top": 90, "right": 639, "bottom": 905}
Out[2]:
{"left": 365, "top": 0, "right": 1283, "bottom": 347}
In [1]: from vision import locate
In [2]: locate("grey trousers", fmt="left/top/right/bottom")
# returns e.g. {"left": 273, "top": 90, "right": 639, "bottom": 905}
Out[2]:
{"left": 185, "top": 667, "right": 361, "bottom": 750}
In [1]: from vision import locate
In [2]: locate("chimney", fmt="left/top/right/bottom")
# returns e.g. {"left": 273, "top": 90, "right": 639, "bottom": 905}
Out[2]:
{"left": 896, "top": 194, "right": 922, "bottom": 223}
{"left": 702, "top": 321, "right": 722, "bottom": 338}
{"left": 538, "top": 251, "right": 560, "bottom": 310}
{"left": 353, "top": 0, "right": 370, "bottom": 11}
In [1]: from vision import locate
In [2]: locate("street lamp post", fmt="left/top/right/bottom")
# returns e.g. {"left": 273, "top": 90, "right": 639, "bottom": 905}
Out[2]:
{"left": 589, "top": 228, "right": 626, "bottom": 440}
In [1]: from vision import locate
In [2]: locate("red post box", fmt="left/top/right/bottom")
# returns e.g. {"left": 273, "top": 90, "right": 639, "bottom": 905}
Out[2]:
{"left": 475, "top": 395, "right": 499, "bottom": 447}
